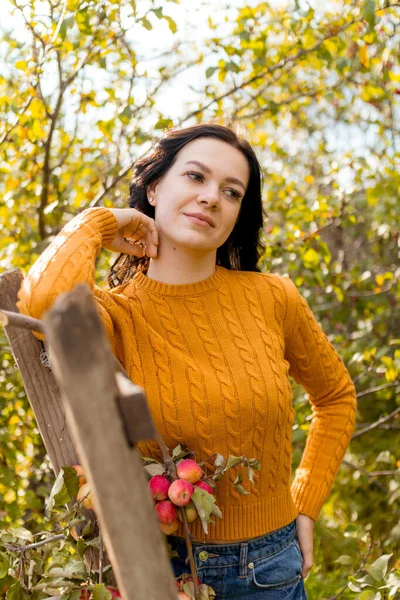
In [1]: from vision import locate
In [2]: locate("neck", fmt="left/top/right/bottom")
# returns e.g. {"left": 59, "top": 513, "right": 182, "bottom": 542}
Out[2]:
{"left": 145, "top": 239, "right": 217, "bottom": 285}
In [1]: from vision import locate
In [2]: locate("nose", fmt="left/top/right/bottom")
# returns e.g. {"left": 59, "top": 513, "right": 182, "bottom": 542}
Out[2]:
{"left": 196, "top": 184, "right": 220, "bottom": 208}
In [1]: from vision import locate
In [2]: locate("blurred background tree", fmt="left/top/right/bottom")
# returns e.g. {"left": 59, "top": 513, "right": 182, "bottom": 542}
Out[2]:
{"left": 0, "top": 0, "right": 399, "bottom": 597}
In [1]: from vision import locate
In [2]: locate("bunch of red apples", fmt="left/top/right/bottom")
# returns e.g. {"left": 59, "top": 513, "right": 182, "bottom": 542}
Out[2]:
{"left": 148, "top": 459, "right": 213, "bottom": 534}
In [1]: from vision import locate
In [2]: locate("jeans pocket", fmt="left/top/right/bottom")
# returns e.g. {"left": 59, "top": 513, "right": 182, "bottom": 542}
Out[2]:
{"left": 251, "top": 539, "right": 303, "bottom": 590}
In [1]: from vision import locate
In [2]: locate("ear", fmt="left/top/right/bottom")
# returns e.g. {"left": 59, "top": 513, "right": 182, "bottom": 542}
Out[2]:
{"left": 147, "top": 180, "right": 158, "bottom": 205}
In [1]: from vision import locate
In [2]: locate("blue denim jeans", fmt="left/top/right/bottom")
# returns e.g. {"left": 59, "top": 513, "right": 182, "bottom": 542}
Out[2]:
{"left": 167, "top": 519, "right": 307, "bottom": 599}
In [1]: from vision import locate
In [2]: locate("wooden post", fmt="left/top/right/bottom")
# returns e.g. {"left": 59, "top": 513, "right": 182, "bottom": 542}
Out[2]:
{"left": 43, "top": 284, "right": 178, "bottom": 600}
{"left": 0, "top": 269, "right": 77, "bottom": 469}
{"left": 0, "top": 270, "right": 112, "bottom": 579}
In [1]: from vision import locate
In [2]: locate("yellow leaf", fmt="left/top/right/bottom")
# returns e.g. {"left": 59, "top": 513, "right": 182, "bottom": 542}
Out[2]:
{"left": 359, "top": 45, "right": 370, "bottom": 68}
{"left": 303, "top": 30, "right": 317, "bottom": 50}
{"left": 361, "top": 85, "right": 385, "bottom": 101}
{"left": 29, "top": 98, "right": 46, "bottom": 119}
{"left": 385, "top": 368, "right": 398, "bottom": 382}
{"left": 389, "top": 72, "right": 400, "bottom": 82}
{"left": 15, "top": 60, "right": 27, "bottom": 70}
{"left": 27, "top": 119, "right": 45, "bottom": 141}
{"left": 324, "top": 39, "right": 338, "bottom": 56}
{"left": 4, "top": 488, "right": 17, "bottom": 503}
{"left": 6, "top": 178, "right": 19, "bottom": 191}
{"left": 376, "top": 274, "right": 384, "bottom": 286}
{"left": 303, "top": 248, "right": 320, "bottom": 269}
{"left": 32, "top": 119, "right": 45, "bottom": 138}
{"left": 366, "top": 189, "right": 378, "bottom": 206}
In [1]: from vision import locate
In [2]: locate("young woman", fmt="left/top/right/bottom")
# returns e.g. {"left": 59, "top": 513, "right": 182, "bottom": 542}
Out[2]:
{"left": 18, "top": 123, "right": 357, "bottom": 599}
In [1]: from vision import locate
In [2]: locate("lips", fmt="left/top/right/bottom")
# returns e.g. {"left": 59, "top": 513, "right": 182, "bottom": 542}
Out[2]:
{"left": 184, "top": 213, "right": 215, "bottom": 227}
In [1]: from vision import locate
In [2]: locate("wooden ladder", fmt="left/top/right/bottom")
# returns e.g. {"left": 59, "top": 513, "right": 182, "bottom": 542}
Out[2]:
{"left": 0, "top": 269, "right": 179, "bottom": 600}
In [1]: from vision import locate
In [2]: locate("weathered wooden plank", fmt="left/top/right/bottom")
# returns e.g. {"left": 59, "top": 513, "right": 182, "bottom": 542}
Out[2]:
{"left": 0, "top": 270, "right": 115, "bottom": 578}
{"left": 43, "top": 284, "right": 177, "bottom": 600}
{"left": 115, "top": 372, "right": 157, "bottom": 446}
{"left": 0, "top": 269, "right": 77, "bottom": 471}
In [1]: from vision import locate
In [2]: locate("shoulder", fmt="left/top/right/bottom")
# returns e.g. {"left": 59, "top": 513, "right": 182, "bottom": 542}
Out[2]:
{"left": 93, "top": 282, "right": 133, "bottom": 306}
{"left": 227, "top": 270, "right": 301, "bottom": 341}
{"left": 229, "top": 269, "right": 299, "bottom": 302}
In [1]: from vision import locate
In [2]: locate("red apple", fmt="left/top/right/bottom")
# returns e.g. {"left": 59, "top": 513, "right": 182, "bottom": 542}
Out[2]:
{"left": 79, "top": 590, "right": 91, "bottom": 600}
{"left": 195, "top": 480, "right": 213, "bottom": 494}
{"left": 176, "top": 459, "right": 203, "bottom": 484}
{"left": 155, "top": 500, "right": 178, "bottom": 524}
{"left": 77, "top": 482, "right": 94, "bottom": 510}
{"left": 106, "top": 587, "right": 123, "bottom": 599}
{"left": 160, "top": 519, "right": 180, "bottom": 535}
{"left": 178, "top": 592, "right": 191, "bottom": 599}
{"left": 148, "top": 475, "right": 171, "bottom": 501}
{"left": 168, "top": 479, "right": 195, "bottom": 506}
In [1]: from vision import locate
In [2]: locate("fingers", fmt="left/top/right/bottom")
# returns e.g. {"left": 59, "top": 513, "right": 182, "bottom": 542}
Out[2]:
{"left": 106, "top": 208, "right": 159, "bottom": 257}
{"left": 140, "top": 221, "right": 159, "bottom": 258}
{"left": 119, "top": 239, "right": 147, "bottom": 257}
{"left": 124, "top": 216, "right": 159, "bottom": 256}
{"left": 301, "top": 554, "right": 314, "bottom": 578}
{"left": 119, "top": 234, "right": 158, "bottom": 259}
{"left": 298, "top": 543, "right": 313, "bottom": 578}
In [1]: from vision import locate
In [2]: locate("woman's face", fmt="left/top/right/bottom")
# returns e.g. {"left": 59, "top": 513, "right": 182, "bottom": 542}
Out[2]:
{"left": 147, "top": 137, "right": 250, "bottom": 256}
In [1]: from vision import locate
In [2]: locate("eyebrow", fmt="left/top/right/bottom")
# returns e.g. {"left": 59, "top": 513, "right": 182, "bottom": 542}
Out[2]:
{"left": 184, "top": 160, "right": 246, "bottom": 192}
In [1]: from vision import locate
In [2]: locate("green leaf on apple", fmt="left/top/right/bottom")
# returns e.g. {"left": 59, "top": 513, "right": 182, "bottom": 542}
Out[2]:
{"left": 190, "top": 487, "right": 217, "bottom": 534}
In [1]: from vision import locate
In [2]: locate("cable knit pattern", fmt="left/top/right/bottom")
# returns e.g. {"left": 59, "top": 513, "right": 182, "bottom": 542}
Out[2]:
{"left": 267, "top": 276, "right": 295, "bottom": 490}
{"left": 216, "top": 278, "right": 269, "bottom": 499}
{"left": 184, "top": 295, "right": 242, "bottom": 503}
{"left": 236, "top": 272, "right": 289, "bottom": 493}
{"left": 17, "top": 207, "right": 357, "bottom": 541}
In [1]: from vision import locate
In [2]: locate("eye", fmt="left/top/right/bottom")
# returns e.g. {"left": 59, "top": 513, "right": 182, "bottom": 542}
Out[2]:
{"left": 187, "top": 171, "right": 204, "bottom": 182}
{"left": 226, "top": 188, "right": 242, "bottom": 200}
{"left": 187, "top": 171, "right": 242, "bottom": 201}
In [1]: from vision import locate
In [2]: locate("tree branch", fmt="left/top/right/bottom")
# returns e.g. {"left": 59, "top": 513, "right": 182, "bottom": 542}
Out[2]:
{"left": 342, "top": 460, "right": 387, "bottom": 492}
{"left": 356, "top": 382, "right": 399, "bottom": 398}
{"left": 329, "top": 534, "right": 373, "bottom": 600}
{"left": 0, "top": 97, "right": 33, "bottom": 146}
{"left": 6, "top": 534, "right": 65, "bottom": 553}
{"left": 352, "top": 405, "right": 400, "bottom": 439}
{"left": 180, "top": 5, "right": 399, "bottom": 123}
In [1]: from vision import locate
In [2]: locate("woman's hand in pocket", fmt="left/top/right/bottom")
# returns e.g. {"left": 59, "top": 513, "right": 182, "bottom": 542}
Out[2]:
{"left": 295, "top": 513, "right": 314, "bottom": 578}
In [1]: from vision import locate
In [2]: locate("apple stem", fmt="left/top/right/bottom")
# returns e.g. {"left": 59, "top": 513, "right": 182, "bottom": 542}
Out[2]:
{"left": 179, "top": 507, "right": 200, "bottom": 600}
{"left": 154, "top": 432, "right": 200, "bottom": 600}
{"left": 154, "top": 432, "right": 177, "bottom": 482}
{"left": 197, "top": 452, "right": 218, "bottom": 467}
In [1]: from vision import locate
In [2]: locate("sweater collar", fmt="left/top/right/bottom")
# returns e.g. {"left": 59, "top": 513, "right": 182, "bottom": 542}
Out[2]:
{"left": 131, "top": 265, "right": 228, "bottom": 297}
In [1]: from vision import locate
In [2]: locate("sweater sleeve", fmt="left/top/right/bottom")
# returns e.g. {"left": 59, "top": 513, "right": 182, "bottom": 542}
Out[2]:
{"left": 279, "top": 275, "right": 357, "bottom": 522}
{"left": 17, "top": 208, "right": 119, "bottom": 347}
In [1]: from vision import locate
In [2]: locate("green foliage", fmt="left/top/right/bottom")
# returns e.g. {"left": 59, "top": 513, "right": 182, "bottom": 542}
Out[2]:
{"left": 1, "top": 0, "right": 400, "bottom": 597}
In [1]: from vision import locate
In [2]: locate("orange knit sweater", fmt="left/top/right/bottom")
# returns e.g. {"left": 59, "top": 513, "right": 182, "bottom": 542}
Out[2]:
{"left": 17, "top": 208, "right": 357, "bottom": 542}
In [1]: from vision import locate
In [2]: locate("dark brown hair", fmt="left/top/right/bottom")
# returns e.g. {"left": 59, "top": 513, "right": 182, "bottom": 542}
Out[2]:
{"left": 108, "top": 122, "right": 267, "bottom": 288}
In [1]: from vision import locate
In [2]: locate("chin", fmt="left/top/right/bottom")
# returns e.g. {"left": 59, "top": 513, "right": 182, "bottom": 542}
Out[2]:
{"left": 167, "top": 231, "right": 218, "bottom": 251}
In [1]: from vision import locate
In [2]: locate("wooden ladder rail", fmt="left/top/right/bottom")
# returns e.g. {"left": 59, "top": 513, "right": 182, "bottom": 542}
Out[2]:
{"left": 0, "top": 269, "right": 179, "bottom": 600}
